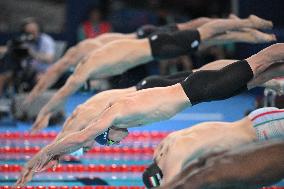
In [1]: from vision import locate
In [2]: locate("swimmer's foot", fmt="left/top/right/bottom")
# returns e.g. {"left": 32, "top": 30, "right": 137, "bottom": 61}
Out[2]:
{"left": 248, "top": 15, "right": 273, "bottom": 29}
{"left": 243, "top": 28, "right": 277, "bottom": 43}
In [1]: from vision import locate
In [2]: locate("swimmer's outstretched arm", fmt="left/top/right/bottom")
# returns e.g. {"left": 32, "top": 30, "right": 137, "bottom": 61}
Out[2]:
{"left": 31, "top": 39, "right": 153, "bottom": 133}
{"left": 15, "top": 87, "right": 136, "bottom": 186}
{"left": 160, "top": 139, "right": 284, "bottom": 189}
{"left": 32, "top": 16, "right": 274, "bottom": 133}
{"left": 25, "top": 39, "right": 100, "bottom": 104}
{"left": 25, "top": 33, "right": 137, "bottom": 104}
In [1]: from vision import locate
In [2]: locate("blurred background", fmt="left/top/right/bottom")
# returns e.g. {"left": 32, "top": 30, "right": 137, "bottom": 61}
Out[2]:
{"left": 0, "top": 0, "right": 283, "bottom": 90}
{"left": 0, "top": 0, "right": 284, "bottom": 187}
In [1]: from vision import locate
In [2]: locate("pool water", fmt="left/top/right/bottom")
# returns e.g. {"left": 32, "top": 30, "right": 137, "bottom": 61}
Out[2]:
{"left": 0, "top": 93, "right": 283, "bottom": 188}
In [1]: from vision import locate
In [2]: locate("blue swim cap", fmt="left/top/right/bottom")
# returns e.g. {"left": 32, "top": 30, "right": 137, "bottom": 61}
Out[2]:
{"left": 95, "top": 128, "right": 119, "bottom": 146}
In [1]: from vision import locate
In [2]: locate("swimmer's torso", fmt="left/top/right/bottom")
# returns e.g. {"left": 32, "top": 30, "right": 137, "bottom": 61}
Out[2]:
{"left": 155, "top": 118, "right": 255, "bottom": 184}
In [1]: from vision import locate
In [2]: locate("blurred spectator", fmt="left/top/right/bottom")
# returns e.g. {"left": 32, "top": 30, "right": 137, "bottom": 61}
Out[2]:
{"left": 77, "top": 7, "right": 112, "bottom": 41}
{"left": 21, "top": 17, "right": 55, "bottom": 74}
{"left": 0, "top": 17, "right": 55, "bottom": 96}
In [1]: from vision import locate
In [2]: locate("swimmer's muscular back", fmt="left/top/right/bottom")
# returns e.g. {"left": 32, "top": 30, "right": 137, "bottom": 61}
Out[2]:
{"left": 85, "top": 39, "right": 153, "bottom": 78}
{"left": 155, "top": 119, "right": 255, "bottom": 185}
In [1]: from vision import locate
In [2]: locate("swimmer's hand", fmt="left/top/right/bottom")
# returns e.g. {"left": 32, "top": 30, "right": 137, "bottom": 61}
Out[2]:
{"left": 15, "top": 151, "right": 59, "bottom": 186}
{"left": 15, "top": 161, "right": 35, "bottom": 187}
{"left": 31, "top": 113, "right": 51, "bottom": 133}
{"left": 32, "top": 148, "right": 57, "bottom": 172}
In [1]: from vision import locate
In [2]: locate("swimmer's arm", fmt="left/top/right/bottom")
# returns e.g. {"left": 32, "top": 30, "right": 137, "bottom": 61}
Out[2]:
{"left": 47, "top": 108, "right": 114, "bottom": 156}
{"left": 26, "top": 58, "right": 70, "bottom": 103}
{"left": 26, "top": 47, "right": 82, "bottom": 103}
{"left": 37, "top": 59, "right": 93, "bottom": 116}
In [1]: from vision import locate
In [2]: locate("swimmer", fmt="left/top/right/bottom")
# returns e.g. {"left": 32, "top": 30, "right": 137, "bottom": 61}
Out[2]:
{"left": 15, "top": 44, "right": 284, "bottom": 187}
{"left": 142, "top": 107, "right": 284, "bottom": 188}
{"left": 161, "top": 139, "right": 284, "bottom": 189}
{"left": 23, "top": 16, "right": 216, "bottom": 104}
{"left": 31, "top": 15, "right": 275, "bottom": 130}
{"left": 25, "top": 14, "right": 270, "bottom": 104}
{"left": 30, "top": 59, "right": 238, "bottom": 132}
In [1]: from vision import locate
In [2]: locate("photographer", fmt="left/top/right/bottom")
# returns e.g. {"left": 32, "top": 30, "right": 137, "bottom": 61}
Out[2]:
{"left": 0, "top": 34, "right": 32, "bottom": 95}
{"left": 0, "top": 18, "right": 55, "bottom": 96}
{"left": 21, "top": 17, "right": 55, "bottom": 75}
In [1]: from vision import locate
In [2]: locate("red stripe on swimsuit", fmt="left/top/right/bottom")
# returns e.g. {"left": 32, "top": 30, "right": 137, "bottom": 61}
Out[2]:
{"left": 251, "top": 110, "right": 284, "bottom": 121}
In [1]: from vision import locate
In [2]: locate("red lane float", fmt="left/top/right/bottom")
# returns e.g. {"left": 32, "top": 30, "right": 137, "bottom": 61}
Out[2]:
{"left": 0, "top": 186, "right": 146, "bottom": 189}
{"left": 0, "top": 164, "right": 146, "bottom": 172}
{"left": 0, "top": 131, "right": 170, "bottom": 140}
{"left": 0, "top": 186, "right": 283, "bottom": 189}
{"left": 0, "top": 146, "right": 155, "bottom": 154}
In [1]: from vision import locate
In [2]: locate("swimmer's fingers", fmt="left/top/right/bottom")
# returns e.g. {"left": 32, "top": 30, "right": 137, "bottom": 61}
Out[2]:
{"left": 15, "top": 150, "right": 46, "bottom": 186}
{"left": 15, "top": 166, "right": 33, "bottom": 187}
{"left": 33, "top": 151, "right": 53, "bottom": 172}
{"left": 31, "top": 113, "right": 51, "bottom": 134}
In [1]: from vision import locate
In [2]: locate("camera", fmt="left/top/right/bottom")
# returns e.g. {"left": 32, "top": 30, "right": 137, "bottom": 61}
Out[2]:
{"left": 0, "top": 34, "right": 37, "bottom": 93}
{"left": 6, "top": 33, "right": 35, "bottom": 60}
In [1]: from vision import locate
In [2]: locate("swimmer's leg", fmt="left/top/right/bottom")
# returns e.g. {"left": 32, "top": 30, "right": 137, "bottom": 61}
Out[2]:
{"left": 177, "top": 17, "right": 213, "bottom": 30}
{"left": 198, "top": 15, "right": 273, "bottom": 41}
{"left": 202, "top": 28, "right": 276, "bottom": 47}
{"left": 180, "top": 43, "right": 284, "bottom": 105}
